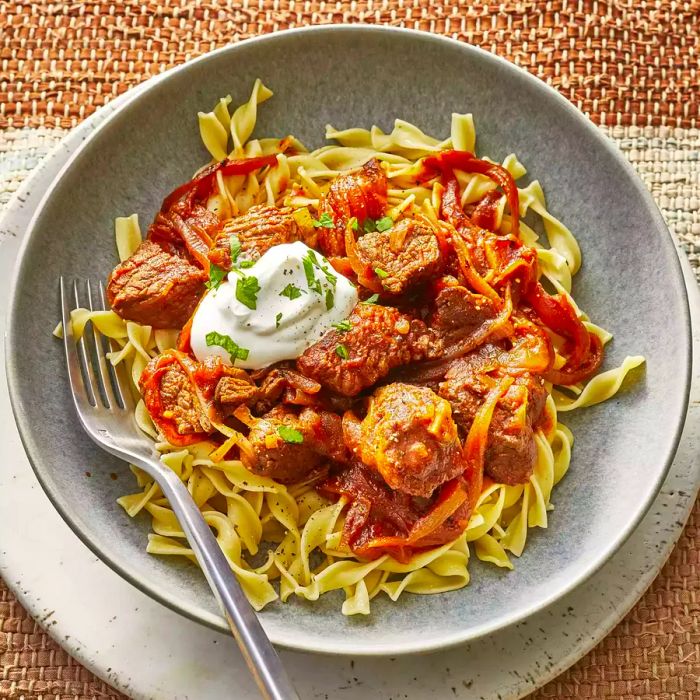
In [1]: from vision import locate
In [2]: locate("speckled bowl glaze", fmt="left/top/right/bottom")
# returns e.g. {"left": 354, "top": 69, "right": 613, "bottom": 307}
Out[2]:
{"left": 5, "top": 26, "right": 691, "bottom": 655}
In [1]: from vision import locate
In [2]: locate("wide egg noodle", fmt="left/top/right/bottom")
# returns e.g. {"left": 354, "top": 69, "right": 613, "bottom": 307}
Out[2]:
{"left": 554, "top": 356, "right": 646, "bottom": 412}
{"left": 59, "top": 82, "right": 645, "bottom": 615}
{"left": 115, "top": 213, "right": 142, "bottom": 262}
{"left": 518, "top": 179, "right": 582, "bottom": 275}
{"left": 230, "top": 79, "right": 273, "bottom": 155}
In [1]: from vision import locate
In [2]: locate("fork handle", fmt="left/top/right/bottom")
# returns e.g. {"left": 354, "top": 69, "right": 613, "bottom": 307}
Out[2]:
{"left": 133, "top": 458, "right": 299, "bottom": 700}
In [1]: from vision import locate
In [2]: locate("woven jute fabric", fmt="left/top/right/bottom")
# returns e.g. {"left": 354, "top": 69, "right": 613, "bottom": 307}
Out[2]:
{"left": 1, "top": 1, "right": 699, "bottom": 698}
{"left": 0, "top": 0, "right": 698, "bottom": 130}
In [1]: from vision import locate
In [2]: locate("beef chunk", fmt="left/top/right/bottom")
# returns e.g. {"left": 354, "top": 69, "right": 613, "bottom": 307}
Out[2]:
{"left": 297, "top": 304, "right": 441, "bottom": 396}
{"left": 107, "top": 240, "right": 207, "bottom": 328}
{"left": 215, "top": 374, "right": 260, "bottom": 415}
{"left": 157, "top": 362, "right": 211, "bottom": 435}
{"left": 317, "top": 159, "right": 388, "bottom": 257}
{"left": 483, "top": 411, "right": 537, "bottom": 486}
{"left": 438, "top": 348, "right": 547, "bottom": 485}
{"left": 247, "top": 406, "right": 346, "bottom": 483}
{"left": 253, "top": 367, "right": 322, "bottom": 415}
{"left": 208, "top": 205, "right": 313, "bottom": 269}
{"left": 430, "top": 282, "right": 496, "bottom": 332}
{"left": 356, "top": 218, "right": 442, "bottom": 294}
{"left": 345, "top": 383, "right": 465, "bottom": 498}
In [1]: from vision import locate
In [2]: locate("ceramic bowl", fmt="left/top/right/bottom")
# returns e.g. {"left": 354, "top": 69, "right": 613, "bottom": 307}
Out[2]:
{"left": 6, "top": 26, "right": 690, "bottom": 655}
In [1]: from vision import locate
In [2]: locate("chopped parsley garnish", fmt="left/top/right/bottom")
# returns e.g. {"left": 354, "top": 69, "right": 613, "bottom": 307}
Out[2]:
{"left": 205, "top": 264, "right": 227, "bottom": 291}
{"left": 205, "top": 331, "right": 249, "bottom": 363}
{"left": 229, "top": 236, "right": 241, "bottom": 264}
{"left": 307, "top": 249, "right": 337, "bottom": 287}
{"left": 236, "top": 275, "right": 261, "bottom": 310}
{"left": 361, "top": 293, "right": 380, "bottom": 304}
{"left": 335, "top": 344, "right": 350, "bottom": 360}
{"left": 374, "top": 267, "right": 389, "bottom": 279}
{"left": 363, "top": 218, "right": 377, "bottom": 233}
{"left": 228, "top": 235, "right": 255, "bottom": 270}
{"left": 303, "top": 255, "right": 323, "bottom": 295}
{"left": 350, "top": 217, "right": 359, "bottom": 231}
{"left": 321, "top": 267, "right": 337, "bottom": 288}
{"left": 275, "top": 312, "right": 283, "bottom": 328}
{"left": 325, "top": 289, "right": 335, "bottom": 310}
{"left": 278, "top": 425, "right": 304, "bottom": 443}
{"left": 280, "top": 283, "right": 303, "bottom": 300}
{"left": 376, "top": 216, "right": 393, "bottom": 232}
{"left": 332, "top": 320, "right": 353, "bottom": 332}
{"left": 302, "top": 249, "right": 338, "bottom": 298}
{"left": 312, "top": 212, "right": 334, "bottom": 229}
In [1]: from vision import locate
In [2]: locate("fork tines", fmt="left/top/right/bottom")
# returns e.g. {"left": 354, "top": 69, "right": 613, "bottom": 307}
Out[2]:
{"left": 60, "top": 277, "right": 133, "bottom": 414}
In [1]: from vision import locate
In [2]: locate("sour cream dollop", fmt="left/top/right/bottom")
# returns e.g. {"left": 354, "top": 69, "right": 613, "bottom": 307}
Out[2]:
{"left": 190, "top": 241, "right": 358, "bottom": 369}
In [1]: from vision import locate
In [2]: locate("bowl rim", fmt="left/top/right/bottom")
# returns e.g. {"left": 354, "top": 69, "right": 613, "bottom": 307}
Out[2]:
{"left": 4, "top": 24, "right": 692, "bottom": 656}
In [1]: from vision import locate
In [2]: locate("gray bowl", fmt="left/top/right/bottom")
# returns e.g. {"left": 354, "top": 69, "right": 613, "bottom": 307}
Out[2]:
{"left": 5, "top": 26, "right": 691, "bottom": 655}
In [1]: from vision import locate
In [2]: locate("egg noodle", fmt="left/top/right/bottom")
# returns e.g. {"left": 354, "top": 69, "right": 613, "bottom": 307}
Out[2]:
{"left": 60, "top": 81, "right": 644, "bottom": 615}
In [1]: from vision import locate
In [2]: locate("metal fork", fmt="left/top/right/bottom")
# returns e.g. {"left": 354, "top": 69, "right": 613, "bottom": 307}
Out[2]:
{"left": 60, "top": 277, "right": 299, "bottom": 700}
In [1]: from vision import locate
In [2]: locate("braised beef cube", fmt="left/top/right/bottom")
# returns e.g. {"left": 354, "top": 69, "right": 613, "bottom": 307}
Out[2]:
{"left": 215, "top": 374, "right": 260, "bottom": 415}
{"left": 247, "top": 406, "right": 346, "bottom": 483}
{"left": 430, "top": 282, "right": 496, "bottom": 333}
{"left": 484, "top": 411, "right": 537, "bottom": 486}
{"left": 317, "top": 159, "right": 388, "bottom": 257}
{"left": 356, "top": 218, "right": 442, "bottom": 294}
{"left": 253, "top": 367, "right": 323, "bottom": 415}
{"left": 297, "top": 304, "right": 441, "bottom": 396}
{"left": 209, "top": 205, "right": 314, "bottom": 269}
{"left": 107, "top": 240, "right": 207, "bottom": 328}
{"left": 345, "top": 383, "right": 465, "bottom": 498}
{"left": 438, "top": 349, "right": 547, "bottom": 485}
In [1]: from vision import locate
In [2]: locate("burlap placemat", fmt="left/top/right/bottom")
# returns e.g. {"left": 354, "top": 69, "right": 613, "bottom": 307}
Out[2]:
{"left": 1, "top": 2, "right": 698, "bottom": 698}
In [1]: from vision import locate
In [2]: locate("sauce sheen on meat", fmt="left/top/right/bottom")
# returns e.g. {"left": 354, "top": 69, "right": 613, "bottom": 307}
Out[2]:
{"left": 345, "top": 383, "right": 465, "bottom": 498}
{"left": 107, "top": 240, "right": 207, "bottom": 328}
{"left": 356, "top": 219, "right": 443, "bottom": 294}
{"left": 296, "top": 303, "right": 441, "bottom": 396}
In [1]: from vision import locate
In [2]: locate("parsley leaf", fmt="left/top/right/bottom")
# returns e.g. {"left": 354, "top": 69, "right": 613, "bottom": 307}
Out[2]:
{"left": 205, "top": 331, "right": 249, "bottom": 363}
{"left": 229, "top": 236, "right": 241, "bottom": 264}
{"left": 236, "top": 275, "right": 261, "bottom": 310}
{"left": 312, "top": 212, "right": 334, "bottom": 229}
{"left": 376, "top": 216, "right": 393, "bottom": 232}
{"left": 374, "top": 267, "right": 389, "bottom": 279}
{"left": 238, "top": 259, "right": 255, "bottom": 269}
{"left": 325, "top": 289, "right": 335, "bottom": 310}
{"left": 275, "top": 312, "right": 283, "bottom": 328}
{"left": 280, "top": 283, "right": 303, "bottom": 300}
{"left": 205, "top": 264, "right": 226, "bottom": 291}
{"left": 320, "top": 266, "right": 337, "bottom": 288}
{"left": 278, "top": 425, "right": 304, "bottom": 443}
{"left": 361, "top": 293, "right": 380, "bottom": 304}
{"left": 335, "top": 344, "right": 350, "bottom": 360}
{"left": 302, "top": 254, "right": 322, "bottom": 295}
{"left": 332, "top": 320, "right": 353, "bottom": 332}
{"left": 350, "top": 217, "right": 359, "bottom": 231}
{"left": 306, "top": 249, "right": 337, "bottom": 288}
{"left": 363, "top": 218, "right": 377, "bottom": 233}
